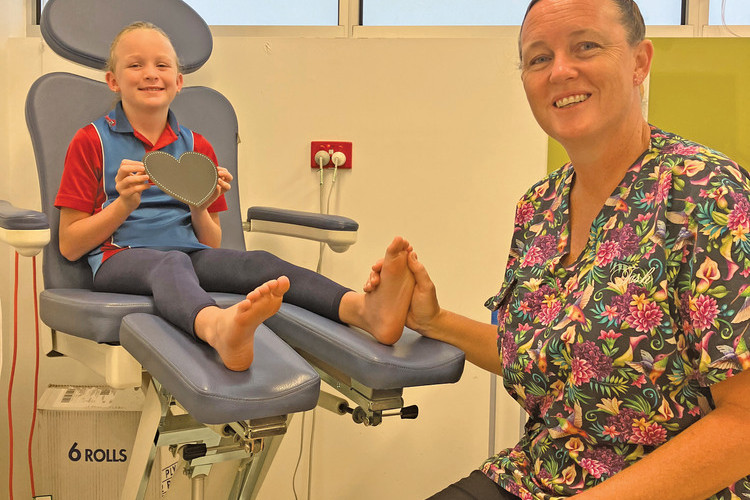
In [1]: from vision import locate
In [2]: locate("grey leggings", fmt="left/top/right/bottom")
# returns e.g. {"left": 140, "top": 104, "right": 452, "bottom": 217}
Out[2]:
{"left": 93, "top": 247, "right": 351, "bottom": 338}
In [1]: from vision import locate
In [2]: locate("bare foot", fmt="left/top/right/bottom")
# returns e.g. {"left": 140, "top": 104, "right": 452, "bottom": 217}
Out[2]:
{"left": 340, "top": 237, "right": 415, "bottom": 345}
{"left": 196, "top": 276, "right": 290, "bottom": 371}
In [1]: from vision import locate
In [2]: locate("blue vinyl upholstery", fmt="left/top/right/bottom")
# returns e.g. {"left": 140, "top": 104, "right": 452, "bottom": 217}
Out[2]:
{"left": 27, "top": 0, "right": 320, "bottom": 420}
{"left": 268, "top": 304, "right": 464, "bottom": 390}
{"left": 28, "top": 0, "right": 465, "bottom": 428}
{"left": 120, "top": 315, "right": 320, "bottom": 424}
{"left": 248, "top": 206, "right": 359, "bottom": 232}
{"left": 41, "top": 0, "right": 211, "bottom": 73}
{"left": 0, "top": 201, "right": 49, "bottom": 230}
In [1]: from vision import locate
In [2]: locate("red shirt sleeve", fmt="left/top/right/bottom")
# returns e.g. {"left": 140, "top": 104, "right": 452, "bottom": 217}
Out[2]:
{"left": 193, "top": 132, "right": 228, "bottom": 213}
{"left": 54, "top": 124, "right": 106, "bottom": 214}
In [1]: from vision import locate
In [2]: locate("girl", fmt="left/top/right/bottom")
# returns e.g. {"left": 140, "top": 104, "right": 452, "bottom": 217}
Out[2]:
{"left": 55, "top": 22, "right": 415, "bottom": 371}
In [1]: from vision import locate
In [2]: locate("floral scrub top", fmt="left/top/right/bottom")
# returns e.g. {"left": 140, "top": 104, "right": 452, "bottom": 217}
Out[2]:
{"left": 482, "top": 127, "right": 750, "bottom": 500}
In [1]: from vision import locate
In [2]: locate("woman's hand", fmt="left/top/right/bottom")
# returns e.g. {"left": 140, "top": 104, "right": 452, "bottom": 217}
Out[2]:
{"left": 366, "top": 248, "right": 502, "bottom": 374}
{"left": 404, "top": 252, "right": 443, "bottom": 336}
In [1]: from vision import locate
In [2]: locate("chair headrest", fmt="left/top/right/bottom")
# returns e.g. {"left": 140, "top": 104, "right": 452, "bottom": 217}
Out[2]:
{"left": 40, "top": 0, "right": 212, "bottom": 74}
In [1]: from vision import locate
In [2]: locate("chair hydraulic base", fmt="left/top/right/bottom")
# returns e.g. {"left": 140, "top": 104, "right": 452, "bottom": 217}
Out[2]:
{"left": 122, "top": 374, "right": 291, "bottom": 500}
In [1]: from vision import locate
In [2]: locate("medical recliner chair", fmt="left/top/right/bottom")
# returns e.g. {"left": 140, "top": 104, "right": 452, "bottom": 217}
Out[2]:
{"left": 0, "top": 0, "right": 465, "bottom": 498}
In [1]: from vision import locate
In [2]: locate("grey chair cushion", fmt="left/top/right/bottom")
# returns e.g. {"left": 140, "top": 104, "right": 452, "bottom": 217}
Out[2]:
{"left": 248, "top": 207, "right": 359, "bottom": 232}
{"left": 42, "top": 287, "right": 465, "bottom": 392}
{"left": 0, "top": 201, "right": 49, "bottom": 230}
{"left": 41, "top": 0, "right": 211, "bottom": 73}
{"left": 30, "top": 0, "right": 464, "bottom": 429}
{"left": 120, "top": 314, "right": 320, "bottom": 423}
{"left": 266, "top": 304, "right": 465, "bottom": 390}
{"left": 29, "top": 0, "right": 324, "bottom": 426}
{"left": 40, "top": 290, "right": 244, "bottom": 344}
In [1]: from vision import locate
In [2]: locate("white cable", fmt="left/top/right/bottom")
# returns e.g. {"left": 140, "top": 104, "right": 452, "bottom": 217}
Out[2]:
{"left": 315, "top": 153, "right": 330, "bottom": 273}
{"left": 292, "top": 411, "right": 307, "bottom": 500}
{"left": 316, "top": 170, "right": 325, "bottom": 273}
{"left": 316, "top": 151, "right": 344, "bottom": 273}
{"left": 314, "top": 151, "right": 330, "bottom": 187}
{"left": 307, "top": 408, "right": 317, "bottom": 500}
{"left": 311, "top": 151, "right": 346, "bottom": 495}
{"left": 325, "top": 164, "right": 337, "bottom": 215}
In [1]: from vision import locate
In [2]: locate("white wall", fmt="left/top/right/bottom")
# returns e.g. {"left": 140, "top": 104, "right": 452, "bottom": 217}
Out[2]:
{"left": 0, "top": 16, "right": 547, "bottom": 500}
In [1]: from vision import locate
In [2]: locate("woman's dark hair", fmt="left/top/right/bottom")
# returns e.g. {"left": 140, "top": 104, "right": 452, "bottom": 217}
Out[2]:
{"left": 519, "top": 0, "right": 646, "bottom": 60}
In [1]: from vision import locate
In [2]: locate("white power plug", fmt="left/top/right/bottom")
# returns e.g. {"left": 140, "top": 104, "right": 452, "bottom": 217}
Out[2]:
{"left": 331, "top": 151, "right": 346, "bottom": 167}
{"left": 314, "top": 150, "right": 331, "bottom": 167}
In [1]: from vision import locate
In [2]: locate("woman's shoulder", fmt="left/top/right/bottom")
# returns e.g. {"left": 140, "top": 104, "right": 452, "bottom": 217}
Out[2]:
{"left": 650, "top": 126, "right": 748, "bottom": 196}
{"left": 650, "top": 126, "right": 744, "bottom": 175}
{"left": 518, "top": 162, "right": 573, "bottom": 205}
{"left": 648, "top": 127, "right": 750, "bottom": 232}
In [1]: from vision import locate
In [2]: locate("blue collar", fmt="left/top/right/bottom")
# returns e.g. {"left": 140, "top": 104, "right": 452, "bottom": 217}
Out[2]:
{"left": 105, "top": 101, "right": 179, "bottom": 135}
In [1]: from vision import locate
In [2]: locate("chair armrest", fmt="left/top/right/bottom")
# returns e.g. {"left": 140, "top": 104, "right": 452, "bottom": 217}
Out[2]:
{"left": 0, "top": 200, "right": 50, "bottom": 256}
{"left": 245, "top": 206, "right": 358, "bottom": 253}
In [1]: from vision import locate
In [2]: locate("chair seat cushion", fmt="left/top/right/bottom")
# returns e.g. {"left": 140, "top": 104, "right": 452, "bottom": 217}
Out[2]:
{"left": 265, "top": 304, "right": 465, "bottom": 390}
{"left": 40, "top": 289, "right": 246, "bottom": 343}
{"left": 41, "top": 289, "right": 465, "bottom": 392}
{"left": 120, "top": 313, "right": 320, "bottom": 423}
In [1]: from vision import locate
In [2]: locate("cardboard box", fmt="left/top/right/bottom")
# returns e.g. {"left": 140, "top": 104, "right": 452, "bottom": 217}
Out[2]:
{"left": 32, "top": 385, "right": 239, "bottom": 499}
{"left": 32, "top": 385, "right": 163, "bottom": 500}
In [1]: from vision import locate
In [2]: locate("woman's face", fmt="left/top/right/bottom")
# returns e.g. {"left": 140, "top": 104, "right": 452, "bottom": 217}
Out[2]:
{"left": 519, "top": 0, "right": 650, "bottom": 147}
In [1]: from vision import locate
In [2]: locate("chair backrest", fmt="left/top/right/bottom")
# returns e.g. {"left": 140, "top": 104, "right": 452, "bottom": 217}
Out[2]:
{"left": 27, "top": 0, "right": 244, "bottom": 290}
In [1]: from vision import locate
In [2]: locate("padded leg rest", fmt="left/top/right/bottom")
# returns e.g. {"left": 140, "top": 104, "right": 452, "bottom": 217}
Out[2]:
{"left": 41, "top": 289, "right": 157, "bottom": 343}
{"left": 119, "top": 313, "right": 320, "bottom": 424}
{"left": 264, "top": 303, "right": 465, "bottom": 390}
{"left": 40, "top": 289, "right": 259, "bottom": 344}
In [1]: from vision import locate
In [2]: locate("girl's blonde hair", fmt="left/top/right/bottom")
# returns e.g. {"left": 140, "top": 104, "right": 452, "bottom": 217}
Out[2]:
{"left": 105, "top": 21, "right": 182, "bottom": 73}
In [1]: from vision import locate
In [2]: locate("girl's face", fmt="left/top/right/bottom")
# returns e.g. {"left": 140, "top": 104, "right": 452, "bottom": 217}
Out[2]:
{"left": 105, "top": 29, "right": 183, "bottom": 116}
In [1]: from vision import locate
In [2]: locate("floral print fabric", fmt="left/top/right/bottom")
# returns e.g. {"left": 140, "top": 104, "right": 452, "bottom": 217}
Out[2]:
{"left": 482, "top": 127, "right": 750, "bottom": 499}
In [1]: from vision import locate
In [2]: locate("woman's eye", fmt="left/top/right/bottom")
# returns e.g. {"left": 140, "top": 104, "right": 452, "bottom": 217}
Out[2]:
{"left": 528, "top": 55, "right": 550, "bottom": 67}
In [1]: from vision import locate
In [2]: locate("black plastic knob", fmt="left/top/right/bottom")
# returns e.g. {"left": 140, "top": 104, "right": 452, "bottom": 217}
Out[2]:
{"left": 400, "top": 405, "right": 419, "bottom": 419}
{"left": 182, "top": 443, "right": 207, "bottom": 461}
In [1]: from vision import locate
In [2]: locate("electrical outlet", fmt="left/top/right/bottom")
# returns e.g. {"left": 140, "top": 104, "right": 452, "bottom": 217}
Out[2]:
{"left": 311, "top": 141, "right": 352, "bottom": 169}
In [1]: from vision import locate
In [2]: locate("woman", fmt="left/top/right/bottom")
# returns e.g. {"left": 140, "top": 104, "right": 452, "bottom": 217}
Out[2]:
{"left": 368, "top": 0, "right": 750, "bottom": 498}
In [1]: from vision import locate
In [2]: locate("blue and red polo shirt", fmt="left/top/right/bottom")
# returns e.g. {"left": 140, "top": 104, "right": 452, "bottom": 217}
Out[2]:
{"left": 55, "top": 102, "right": 227, "bottom": 275}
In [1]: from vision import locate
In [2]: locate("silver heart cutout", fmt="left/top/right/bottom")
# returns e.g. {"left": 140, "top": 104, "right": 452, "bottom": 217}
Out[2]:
{"left": 143, "top": 151, "right": 218, "bottom": 207}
